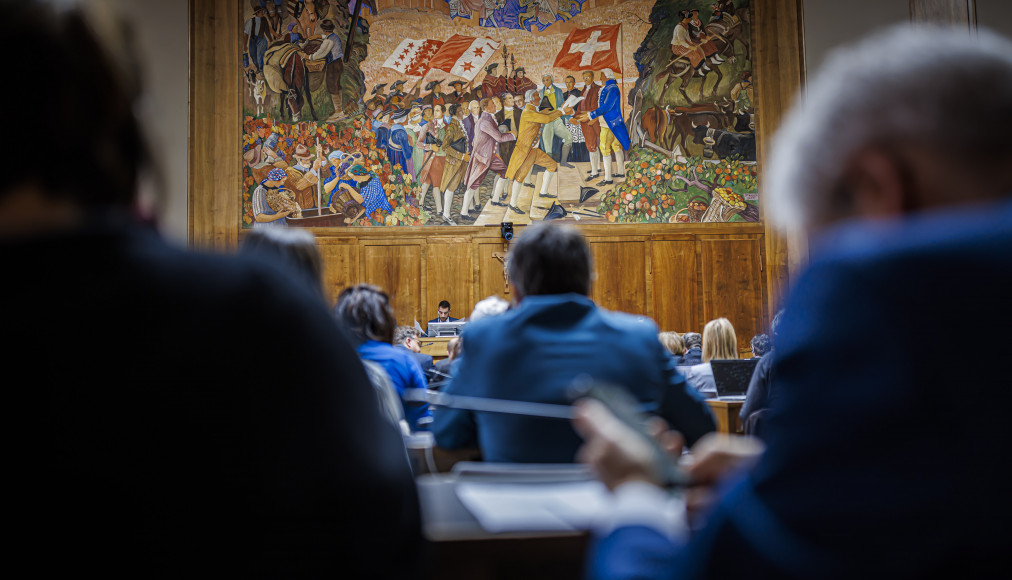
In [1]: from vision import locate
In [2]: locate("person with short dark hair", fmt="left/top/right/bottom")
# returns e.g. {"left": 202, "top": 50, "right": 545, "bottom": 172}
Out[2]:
{"left": 337, "top": 284, "right": 431, "bottom": 431}
{"left": 749, "top": 333, "right": 771, "bottom": 358}
{"left": 680, "top": 332, "right": 703, "bottom": 365}
{"left": 431, "top": 222, "right": 715, "bottom": 462}
{"left": 428, "top": 299, "right": 459, "bottom": 328}
{"left": 4, "top": 3, "right": 420, "bottom": 575}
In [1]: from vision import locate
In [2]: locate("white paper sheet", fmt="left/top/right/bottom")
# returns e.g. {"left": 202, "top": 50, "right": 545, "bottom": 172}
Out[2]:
{"left": 455, "top": 480, "right": 612, "bottom": 533}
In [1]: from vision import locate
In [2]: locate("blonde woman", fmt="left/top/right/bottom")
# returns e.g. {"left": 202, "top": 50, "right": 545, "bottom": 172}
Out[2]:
{"left": 658, "top": 331, "right": 687, "bottom": 363}
{"left": 683, "top": 318, "right": 738, "bottom": 395}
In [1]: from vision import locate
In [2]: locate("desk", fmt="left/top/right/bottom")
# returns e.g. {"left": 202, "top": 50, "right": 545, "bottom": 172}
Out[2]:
{"left": 420, "top": 336, "right": 453, "bottom": 361}
{"left": 706, "top": 399, "right": 744, "bottom": 434}
{"left": 417, "top": 474, "right": 588, "bottom": 579}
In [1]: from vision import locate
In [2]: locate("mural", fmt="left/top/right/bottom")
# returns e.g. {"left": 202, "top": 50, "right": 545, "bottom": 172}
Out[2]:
{"left": 240, "top": 0, "right": 757, "bottom": 228}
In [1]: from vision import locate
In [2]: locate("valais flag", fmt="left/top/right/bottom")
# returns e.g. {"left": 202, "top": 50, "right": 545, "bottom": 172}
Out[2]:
{"left": 553, "top": 24, "right": 622, "bottom": 73}
{"left": 382, "top": 38, "right": 444, "bottom": 77}
{"left": 426, "top": 34, "right": 501, "bottom": 82}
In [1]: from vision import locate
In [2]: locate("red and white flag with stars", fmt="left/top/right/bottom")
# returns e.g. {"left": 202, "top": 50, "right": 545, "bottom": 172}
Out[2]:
{"left": 381, "top": 38, "right": 444, "bottom": 77}
{"left": 426, "top": 34, "right": 501, "bottom": 82}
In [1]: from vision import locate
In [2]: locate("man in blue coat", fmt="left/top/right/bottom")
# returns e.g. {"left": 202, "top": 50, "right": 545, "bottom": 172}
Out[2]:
{"left": 575, "top": 68, "right": 628, "bottom": 186}
{"left": 573, "top": 26, "right": 1012, "bottom": 579}
{"left": 431, "top": 223, "right": 715, "bottom": 463}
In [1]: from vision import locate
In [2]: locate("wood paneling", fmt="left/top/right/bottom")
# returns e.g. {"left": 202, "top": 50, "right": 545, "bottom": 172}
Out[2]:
{"left": 909, "top": 0, "right": 974, "bottom": 27}
{"left": 317, "top": 238, "right": 359, "bottom": 306}
{"left": 651, "top": 240, "right": 698, "bottom": 333}
{"left": 476, "top": 240, "right": 512, "bottom": 304}
{"left": 426, "top": 237, "right": 475, "bottom": 322}
{"left": 701, "top": 238, "right": 766, "bottom": 355}
{"left": 188, "top": 0, "right": 239, "bottom": 251}
{"left": 588, "top": 240, "right": 648, "bottom": 317}
{"left": 360, "top": 242, "right": 423, "bottom": 325}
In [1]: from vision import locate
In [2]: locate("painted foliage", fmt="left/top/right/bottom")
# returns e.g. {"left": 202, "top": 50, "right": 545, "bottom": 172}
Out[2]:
{"left": 240, "top": 0, "right": 757, "bottom": 229}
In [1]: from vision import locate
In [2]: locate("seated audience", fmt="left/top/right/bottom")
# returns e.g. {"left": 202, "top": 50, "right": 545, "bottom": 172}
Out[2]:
{"left": 682, "top": 318, "right": 738, "bottom": 395}
{"left": 740, "top": 310, "right": 783, "bottom": 427}
{"left": 336, "top": 284, "right": 432, "bottom": 431}
{"left": 575, "top": 25, "right": 1012, "bottom": 578}
{"left": 749, "top": 333, "right": 771, "bottom": 359}
{"left": 6, "top": 4, "right": 420, "bottom": 575}
{"left": 680, "top": 332, "right": 703, "bottom": 365}
{"left": 430, "top": 337, "right": 460, "bottom": 387}
{"left": 432, "top": 222, "right": 715, "bottom": 463}
{"left": 394, "top": 325, "right": 435, "bottom": 376}
{"left": 240, "top": 227, "right": 324, "bottom": 297}
{"left": 659, "top": 331, "right": 687, "bottom": 364}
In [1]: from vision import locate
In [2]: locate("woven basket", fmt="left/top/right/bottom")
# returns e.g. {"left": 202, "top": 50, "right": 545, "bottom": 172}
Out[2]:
{"left": 306, "top": 58, "right": 327, "bottom": 73}
{"left": 687, "top": 195, "right": 709, "bottom": 222}
{"left": 669, "top": 208, "right": 690, "bottom": 223}
{"left": 700, "top": 188, "right": 745, "bottom": 222}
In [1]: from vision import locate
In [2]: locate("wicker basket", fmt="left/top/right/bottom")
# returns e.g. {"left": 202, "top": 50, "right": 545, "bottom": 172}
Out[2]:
{"left": 687, "top": 195, "right": 709, "bottom": 222}
{"left": 669, "top": 208, "right": 690, "bottom": 223}
{"left": 700, "top": 188, "right": 746, "bottom": 222}
{"left": 306, "top": 58, "right": 327, "bottom": 73}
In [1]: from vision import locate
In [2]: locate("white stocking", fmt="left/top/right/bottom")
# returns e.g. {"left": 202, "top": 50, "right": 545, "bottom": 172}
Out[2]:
{"left": 602, "top": 154, "right": 613, "bottom": 181}
{"left": 509, "top": 180, "right": 523, "bottom": 207}
{"left": 442, "top": 189, "right": 453, "bottom": 219}
{"left": 418, "top": 183, "right": 430, "bottom": 208}
{"left": 590, "top": 150, "right": 600, "bottom": 175}
{"left": 491, "top": 176, "right": 507, "bottom": 202}
{"left": 540, "top": 170, "right": 556, "bottom": 195}
{"left": 462, "top": 188, "right": 475, "bottom": 216}
{"left": 614, "top": 148, "right": 626, "bottom": 176}
{"left": 433, "top": 187, "right": 442, "bottom": 213}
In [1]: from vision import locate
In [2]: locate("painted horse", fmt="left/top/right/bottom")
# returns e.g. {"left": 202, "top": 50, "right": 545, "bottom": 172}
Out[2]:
{"left": 263, "top": 42, "right": 317, "bottom": 123}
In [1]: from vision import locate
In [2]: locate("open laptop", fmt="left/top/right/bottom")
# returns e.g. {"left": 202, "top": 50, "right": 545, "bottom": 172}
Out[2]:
{"left": 711, "top": 359, "right": 760, "bottom": 400}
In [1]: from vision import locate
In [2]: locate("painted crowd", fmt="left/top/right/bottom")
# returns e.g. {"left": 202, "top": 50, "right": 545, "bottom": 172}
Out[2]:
{"left": 241, "top": 0, "right": 759, "bottom": 228}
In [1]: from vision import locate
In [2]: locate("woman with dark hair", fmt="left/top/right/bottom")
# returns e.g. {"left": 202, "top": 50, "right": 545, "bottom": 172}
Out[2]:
{"left": 336, "top": 284, "right": 432, "bottom": 431}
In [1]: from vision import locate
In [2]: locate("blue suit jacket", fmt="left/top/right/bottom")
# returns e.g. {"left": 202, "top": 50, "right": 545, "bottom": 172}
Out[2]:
{"left": 588, "top": 79, "right": 630, "bottom": 150}
{"left": 431, "top": 294, "right": 715, "bottom": 463}
{"left": 591, "top": 197, "right": 1012, "bottom": 578}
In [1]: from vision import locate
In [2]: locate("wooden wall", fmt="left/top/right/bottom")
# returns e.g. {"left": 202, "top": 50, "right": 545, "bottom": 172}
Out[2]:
{"left": 190, "top": 0, "right": 806, "bottom": 357}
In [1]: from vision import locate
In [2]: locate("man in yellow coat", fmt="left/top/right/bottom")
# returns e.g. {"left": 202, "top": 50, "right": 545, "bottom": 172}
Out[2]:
{"left": 504, "top": 89, "right": 573, "bottom": 214}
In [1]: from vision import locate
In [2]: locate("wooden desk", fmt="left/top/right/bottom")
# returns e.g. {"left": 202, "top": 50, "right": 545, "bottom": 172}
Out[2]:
{"left": 419, "top": 336, "right": 454, "bottom": 361}
{"left": 706, "top": 399, "right": 744, "bottom": 434}
{"left": 417, "top": 475, "right": 588, "bottom": 579}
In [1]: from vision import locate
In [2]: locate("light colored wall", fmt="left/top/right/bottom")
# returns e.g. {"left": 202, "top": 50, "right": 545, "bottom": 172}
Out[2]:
{"left": 108, "top": 0, "right": 189, "bottom": 244}
{"left": 802, "top": 0, "right": 911, "bottom": 78}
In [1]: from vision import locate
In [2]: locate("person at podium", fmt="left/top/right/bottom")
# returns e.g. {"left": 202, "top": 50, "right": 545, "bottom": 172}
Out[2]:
{"left": 427, "top": 300, "right": 459, "bottom": 335}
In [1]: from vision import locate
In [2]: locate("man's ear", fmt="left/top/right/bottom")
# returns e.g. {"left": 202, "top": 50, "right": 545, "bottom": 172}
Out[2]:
{"left": 845, "top": 149, "right": 909, "bottom": 220}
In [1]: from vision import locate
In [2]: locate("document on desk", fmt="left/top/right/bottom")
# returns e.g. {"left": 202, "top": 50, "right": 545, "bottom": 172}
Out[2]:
{"left": 455, "top": 480, "right": 611, "bottom": 533}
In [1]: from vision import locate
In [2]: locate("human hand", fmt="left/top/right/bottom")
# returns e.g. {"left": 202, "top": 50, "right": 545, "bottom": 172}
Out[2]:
{"left": 463, "top": 153, "right": 471, "bottom": 161}
{"left": 562, "top": 106, "right": 575, "bottom": 116}
{"left": 682, "top": 433, "right": 764, "bottom": 519}
{"left": 573, "top": 398, "right": 685, "bottom": 491}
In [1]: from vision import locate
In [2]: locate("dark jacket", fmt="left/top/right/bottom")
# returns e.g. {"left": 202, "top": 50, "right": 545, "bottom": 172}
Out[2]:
{"left": 591, "top": 197, "right": 1012, "bottom": 578}
{"left": 740, "top": 352, "right": 774, "bottom": 423}
{"left": 432, "top": 293, "right": 715, "bottom": 462}
{"left": 7, "top": 219, "right": 421, "bottom": 577}
{"left": 680, "top": 347, "right": 702, "bottom": 366}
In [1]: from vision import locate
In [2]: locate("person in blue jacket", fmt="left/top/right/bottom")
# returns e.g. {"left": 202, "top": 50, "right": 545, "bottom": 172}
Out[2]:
{"left": 573, "top": 25, "right": 1012, "bottom": 580}
{"left": 575, "top": 68, "right": 628, "bottom": 186}
{"left": 386, "top": 109, "right": 414, "bottom": 177}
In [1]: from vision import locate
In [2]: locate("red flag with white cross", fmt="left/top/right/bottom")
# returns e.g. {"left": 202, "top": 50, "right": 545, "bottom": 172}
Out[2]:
{"left": 553, "top": 24, "right": 622, "bottom": 73}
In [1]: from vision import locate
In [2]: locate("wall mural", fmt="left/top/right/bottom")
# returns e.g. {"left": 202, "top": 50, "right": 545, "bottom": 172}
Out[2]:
{"left": 241, "top": 0, "right": 757, "bottom": 228}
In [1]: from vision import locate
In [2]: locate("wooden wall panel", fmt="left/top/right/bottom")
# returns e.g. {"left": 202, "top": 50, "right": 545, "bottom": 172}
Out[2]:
{"left": 701, "top": 239, "right": 766, "bottom": 356}
{"left": 651, "top": 240, "right": 698, "bottom": 333}
{"left": 426, "top": 237, "right": 475, "bottom": 322}
{"left": 317, "top": 238, "right": 359, "bottom": 307}
{"left": 476, "top": 240, "right": 512, "bottom": 304}
{"left": 360, "top": 242, "right": 423, "bottom": 326}
{"left": 589, "top": 240, "right": 648, "bottom": 316}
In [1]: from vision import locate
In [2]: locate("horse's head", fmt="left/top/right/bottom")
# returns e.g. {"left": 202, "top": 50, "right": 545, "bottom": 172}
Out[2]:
{"left": 286, "top": 88, "right": 303, "bottom": 122}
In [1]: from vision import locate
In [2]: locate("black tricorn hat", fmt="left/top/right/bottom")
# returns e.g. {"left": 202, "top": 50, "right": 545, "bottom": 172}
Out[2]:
{"left": 485, "top": 62, "right": 499, "bottom": 74}
{"left": 449, "top": 79, "right": 468, "bottom": 87}
{"left": 579, "top": 186, "right": 599, "bottom": 203}
{"left": 538, "top": 96, "right": 552, "bottom": 112}
{"left": 425, "top": 80, "right": 443, "bottom": 91}
{"left": 543, "top": 201, "right": 567, "bottom": 220}
{"left": 371, "top": 83, "right": 388, "bottom": 95}
{"left": 449, "top": 137, "right": 467, "bottom": 153}
{"left": 423, "top": 132, "right": 442, "bottom": 146}
{"left": 390, "top": 79, "right": 406, "bottom": 89}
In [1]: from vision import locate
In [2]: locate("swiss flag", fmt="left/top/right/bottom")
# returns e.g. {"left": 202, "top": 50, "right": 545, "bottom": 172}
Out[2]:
{"left": 381, "top": 38, "right": 444, "bottom": 77}
{"left": 426, "top": 34, "right": 502, "bottom": 82}
{"left": 553, "top": 24, "right": 622, "bottom": 73}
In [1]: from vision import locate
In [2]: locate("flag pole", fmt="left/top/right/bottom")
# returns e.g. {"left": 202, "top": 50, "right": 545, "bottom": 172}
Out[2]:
{"left": 619, "top": 23, "right": 625, "bottom": 118}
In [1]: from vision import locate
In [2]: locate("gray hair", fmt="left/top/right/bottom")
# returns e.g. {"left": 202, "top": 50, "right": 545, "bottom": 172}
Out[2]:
{"left": 682, "top": 332, "right": 702, "bottom": 350}
{"left": 525, "top": 88, "right": 540, "bottom": 104}
{"left": 393, "top": 325, "right": 418, "bottom": 345}
{"left": 765, "top": 25, "right": 1012, "bottom": 230}
{"left": 469, "top": 296, "right": 509, "bottom": 323}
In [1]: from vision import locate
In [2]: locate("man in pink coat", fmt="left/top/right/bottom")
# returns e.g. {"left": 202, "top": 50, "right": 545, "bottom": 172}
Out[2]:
{"left": 458, "top": 97, "right": 516, "bottom": 222}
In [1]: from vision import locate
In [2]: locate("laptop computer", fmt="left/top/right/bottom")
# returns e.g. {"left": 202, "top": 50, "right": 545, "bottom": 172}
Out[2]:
{"left": 711, "top": 359, "right": 760, "bottom": 400}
